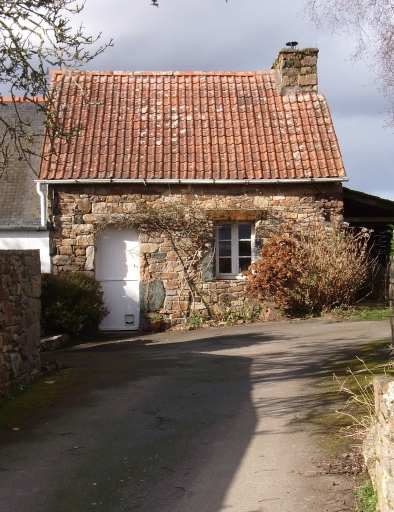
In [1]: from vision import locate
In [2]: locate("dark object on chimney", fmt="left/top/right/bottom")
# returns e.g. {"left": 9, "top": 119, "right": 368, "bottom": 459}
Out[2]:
{"left": 286, "top": 42, "right": 298, "bottom": 49}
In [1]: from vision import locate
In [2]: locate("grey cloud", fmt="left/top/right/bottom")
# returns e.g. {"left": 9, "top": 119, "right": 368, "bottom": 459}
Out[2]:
{"left": 334, "top": 114, "right": 394, "bottom": 196}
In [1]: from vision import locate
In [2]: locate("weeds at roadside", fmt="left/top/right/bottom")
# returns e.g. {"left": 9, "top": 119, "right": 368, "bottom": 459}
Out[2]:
{"left": 334, "top": 356, "right": 394, "bottom": 436}
{"left": 173, "top": 297, "right": 389, "bottom": 332}
{"left": 351, "top": 308, "right": 390, "bottom": 321}
{"left": 0, "top": 383, "right": 30, "bottom": 405}
{"left": 182, "top": 313, "right": 210, "bottom": 331}
{"left": 334, "top": 359, "right": 377, "bottom": 440}
{"left": 334, "top": 357, "right": 394, "bottom": 512}
{"left": 354, "top": 481, "right": 378, "bottom": 512}
{"left": 326, "top": 303, "right": 389, "bottom": 322}
{"left": 294, "top": 341, "right": 392, "bottom": 512}
{"left": 222, "top": 300, "right": 262, "bottom": 325}
{"left": 224, "top": 309, "right": 250, "bottom": 325}
{"left": 180, "top": 300, "right": 262, "bottom": 331}
{"left": 0, "top": 359, "right": 71, "bottom": 406}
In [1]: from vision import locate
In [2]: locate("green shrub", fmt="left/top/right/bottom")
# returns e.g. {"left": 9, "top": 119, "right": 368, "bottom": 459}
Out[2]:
{"left": 41, "top": 273, "right": 109, "bottom": 336}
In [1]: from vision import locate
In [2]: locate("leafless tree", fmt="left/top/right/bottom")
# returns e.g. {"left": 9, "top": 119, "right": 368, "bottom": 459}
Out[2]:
{"left": 304, "top": 0, "right": 394, "bottom": 125}
{"left": 0, "top": 0, "right": 112, "bottom": 175}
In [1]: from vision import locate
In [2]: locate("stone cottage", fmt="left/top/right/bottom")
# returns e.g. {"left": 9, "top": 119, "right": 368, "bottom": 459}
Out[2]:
{"left": 36, "top": 47, "right": 348, "bottom": 330}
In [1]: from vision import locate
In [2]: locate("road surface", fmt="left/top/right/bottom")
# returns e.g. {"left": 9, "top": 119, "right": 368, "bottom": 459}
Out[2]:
{"left": 0, "top": 319, "right": 390, "bottom": 511}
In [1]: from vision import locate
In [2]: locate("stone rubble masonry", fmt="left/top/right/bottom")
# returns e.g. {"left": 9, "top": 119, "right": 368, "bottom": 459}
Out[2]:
{"left": 0, "top": 250, "right": 41, "bottom": 396}
{"left": 274, "top": 48, "right": 319, "bottom": 95}
{"left": 49, "top": 182, "right": 343, "bottom": 325}
{"left": 40, "top": 333, "right": 70, "bottom": 352}
{"left": 373, "top": 377, "right": 394, "bottom": 512}
{"left": 390, "top": 255, "right": 394, "bottom": 346}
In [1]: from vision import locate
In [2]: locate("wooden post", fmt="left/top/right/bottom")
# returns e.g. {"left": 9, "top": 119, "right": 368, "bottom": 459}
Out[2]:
{"left": 390, "top": 256, "right": 394, "bottom": 347}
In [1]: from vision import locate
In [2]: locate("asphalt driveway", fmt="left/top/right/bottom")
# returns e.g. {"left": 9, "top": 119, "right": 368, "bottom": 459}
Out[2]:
{"left": 0, "top": 319, "right": 391, "bottom": 512}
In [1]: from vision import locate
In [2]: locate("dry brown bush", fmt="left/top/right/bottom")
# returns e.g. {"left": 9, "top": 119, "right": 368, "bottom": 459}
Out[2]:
{"left": 244, "top": 226, "right": 377, "bottom": 317}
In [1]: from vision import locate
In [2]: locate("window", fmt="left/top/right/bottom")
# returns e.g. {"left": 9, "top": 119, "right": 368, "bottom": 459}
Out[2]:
{"left": 215, "top": 223, "right": 254, "bottom": 279}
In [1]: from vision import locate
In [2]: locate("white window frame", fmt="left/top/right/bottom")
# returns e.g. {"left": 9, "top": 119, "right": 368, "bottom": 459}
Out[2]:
{"left": 215, "top": 222, "right": 255, "bottom": 279}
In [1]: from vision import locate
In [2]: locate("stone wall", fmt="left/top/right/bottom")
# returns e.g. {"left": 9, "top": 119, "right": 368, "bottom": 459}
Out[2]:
{"left": 390, "top": 256, "right": 394, "bottom": 346}
{"left": 274, "top": 48, "right": 319, "bottom": 95}
{"left": 0, "top": 250, "right": 41, "bottom": 395}
{"left": 49, "top": 182, "right": 343, "bottom": 325}
{"left": 373, "top": 377, "right": 394, "bottom": 512}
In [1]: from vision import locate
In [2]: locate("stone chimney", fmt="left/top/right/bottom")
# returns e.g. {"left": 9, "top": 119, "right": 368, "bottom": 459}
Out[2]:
{"left": 272, "top": 48, "right": 319, "bottom": 95}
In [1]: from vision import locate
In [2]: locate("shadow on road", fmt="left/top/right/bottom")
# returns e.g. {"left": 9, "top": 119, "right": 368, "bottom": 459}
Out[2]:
{"left": 0, "top": 323, "right": 390, "bottom": 512}
{"left": 0, "top": 338, "right": 257, "bottom": 512}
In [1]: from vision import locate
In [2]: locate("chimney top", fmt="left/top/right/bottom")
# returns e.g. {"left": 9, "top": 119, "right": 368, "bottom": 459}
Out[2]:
{"left": 286, "top": 41, "right": 298, "bottom": 49}
{"left": 272, "top": 48, "right": 319, "bottom": 95}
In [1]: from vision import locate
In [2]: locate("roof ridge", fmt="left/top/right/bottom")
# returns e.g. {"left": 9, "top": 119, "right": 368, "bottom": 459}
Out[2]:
{"left": 0, "top": 97, "right": 44, "bottom": 103}
{"left": 50, "top": 70, "right": 276, "bottom": 77}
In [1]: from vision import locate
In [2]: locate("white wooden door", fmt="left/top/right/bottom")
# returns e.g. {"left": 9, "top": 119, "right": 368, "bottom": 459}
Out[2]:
{"left": 95, "top": 228, "right": 140, "bottom": 330}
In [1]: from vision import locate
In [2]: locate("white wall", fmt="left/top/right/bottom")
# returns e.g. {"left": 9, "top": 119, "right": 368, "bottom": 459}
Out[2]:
{"left": 0, "top": 231, "right": 50, "bottom": 272}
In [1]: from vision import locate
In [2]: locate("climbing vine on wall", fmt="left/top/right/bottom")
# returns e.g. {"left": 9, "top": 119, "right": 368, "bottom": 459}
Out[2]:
{"left": 95, "top": 199, "right": 213, "bottom": 242}
{"left": 94, "top": 199, "right": 268, "bottom": 319}
{"left": 95, "top": 200, "right": 215, "bottom": 317}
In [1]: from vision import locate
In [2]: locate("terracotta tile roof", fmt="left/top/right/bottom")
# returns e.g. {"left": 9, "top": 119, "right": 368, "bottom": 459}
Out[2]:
{"left": 39, "top": 70, "right": 347, "bottom": 181}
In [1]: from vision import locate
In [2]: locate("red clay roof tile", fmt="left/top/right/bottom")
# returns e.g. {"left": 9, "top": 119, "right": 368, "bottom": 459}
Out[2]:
{"left": 39, "top": 70, "right": 346, "bottom": 181}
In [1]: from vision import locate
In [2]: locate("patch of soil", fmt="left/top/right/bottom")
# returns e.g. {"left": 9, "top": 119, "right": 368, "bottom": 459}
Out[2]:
{"left": 318, "top": 446, "right": 366, "bottom": 476}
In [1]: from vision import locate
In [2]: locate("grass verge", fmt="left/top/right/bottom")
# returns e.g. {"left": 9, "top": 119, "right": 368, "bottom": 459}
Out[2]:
{"left": 354, "top": 481, "right": 378, "bottom": 512}
{"left": 351, "top": 307, "right": 390, "bottom": 321}
{"left": 327, "top": 301, "right": 390, "bottom": 322}
{"left": 295, "top": 339, "right": 392, "bottom": 511}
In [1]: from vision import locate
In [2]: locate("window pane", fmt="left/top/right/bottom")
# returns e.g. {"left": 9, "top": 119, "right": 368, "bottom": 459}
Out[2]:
{"left": 238, "top": 224, "right": 251, "bottom": 240}
{"left": 219, "top": 225, "right": 231, "bottom": 240}
{"left": 239, "top": 258, "right": 251, "bottom": 272}
{"left": 239, "top": 240, "right": 251, "bottom": 256}
{"left": 219, "top": 241, "right": 232, "bottom": 257}
{"left": 219, "top": 258, "right": 232, "bottom": 274}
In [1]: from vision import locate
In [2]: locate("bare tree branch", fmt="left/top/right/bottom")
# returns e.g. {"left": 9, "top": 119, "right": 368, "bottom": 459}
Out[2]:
{"left": 0, "top": 0, "right": 112, "bottom": 175}
{"left": 304, "top": 0, "right": 394, "bottom": 126}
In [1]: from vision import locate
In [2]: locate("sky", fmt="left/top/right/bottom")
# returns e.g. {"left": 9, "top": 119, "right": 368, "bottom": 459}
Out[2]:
{"left": 49, "top": 0, "right": 394, "bottom": 199}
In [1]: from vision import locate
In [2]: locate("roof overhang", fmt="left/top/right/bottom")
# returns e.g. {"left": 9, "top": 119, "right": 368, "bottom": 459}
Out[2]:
{"left": 36, "top": 177, "right": 348, "bottom": 185}
{"left": 343, "top": 187, "right": 394, "bottom": 211}
{"left": 0, "top": 225, "right": 48, "bottom": 231}
{"left": 343, "top": 187, "right": 394, "bottom": 226}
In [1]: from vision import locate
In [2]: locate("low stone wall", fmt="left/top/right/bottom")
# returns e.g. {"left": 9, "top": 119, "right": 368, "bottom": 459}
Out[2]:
{"left": 390, "top": 256, "right": 394, "bottom": 346}
{"left": 373, "top": 377, "right": 394, "bottom": 512}
{"left": 0, "top": 250, "right": 41, "bottom": 395}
